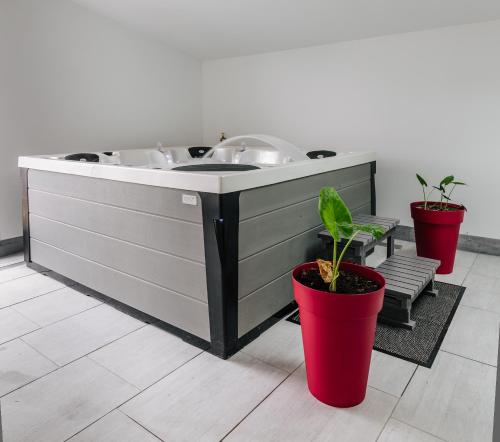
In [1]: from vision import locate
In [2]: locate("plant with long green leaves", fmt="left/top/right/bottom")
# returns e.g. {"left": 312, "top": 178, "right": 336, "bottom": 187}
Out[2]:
{"left": 416, "top": 174, "right": 432, "bottom": 210}
{"left": 318, "top": 187, "right": 385, "bottom": 292}
{"left": 416, "top": 174, "right": 466, "bottom": 211}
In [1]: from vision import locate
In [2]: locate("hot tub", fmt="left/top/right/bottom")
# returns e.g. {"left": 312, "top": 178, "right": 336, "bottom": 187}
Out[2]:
{"left": 18, "top": 135, "right": 376, "bottom": 358}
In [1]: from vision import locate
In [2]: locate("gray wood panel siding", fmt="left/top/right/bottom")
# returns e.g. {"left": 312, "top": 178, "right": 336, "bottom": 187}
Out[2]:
{"left": 26, "top": 171, "right": 210, "bottom": 342}
{"left": 238, "top": 271, "right": 294, "bottom": 337}
{"left": 238, "top": 226, "right": 324, "bottom": 299}
{"left": 238, "top": 180, "right": 371, "bottom": 260}
{"left": 28, "top": 189, "right": 205, "bottom": 263}
{"left": 29, "top": 170, "right": 202, "bottom": 222}
{"left": 237, "top": 163, "right": 372, "bottom": 337}
{"left": 239, "top": 164, "right": 371, "bottom": 220}
{"left": 351, "top": 203, "right": 372, "bottom": 215}
{"left": 30, "top": 240, "right": 210, "bottom": 340}
{"left": 30, "top": 214, "right": 207, "bottom": 302}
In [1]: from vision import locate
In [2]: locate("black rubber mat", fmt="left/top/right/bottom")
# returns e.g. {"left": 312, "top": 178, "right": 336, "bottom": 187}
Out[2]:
{"left": 287, "top": 281, "right": 465, "bottom": 368}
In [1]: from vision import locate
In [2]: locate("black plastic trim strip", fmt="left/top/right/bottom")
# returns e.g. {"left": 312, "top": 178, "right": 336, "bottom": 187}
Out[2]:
{"left": 370, "top": 161, "right": 376, "bottom": 216}
{"left": 21, "top": 168, "right": 31, "bottom": 264}
{"left": 199, "top": 192, "right": 240, "bottom": 359}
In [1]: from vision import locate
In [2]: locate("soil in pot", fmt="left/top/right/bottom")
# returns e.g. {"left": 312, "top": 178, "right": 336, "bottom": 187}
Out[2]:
{"left": 296, "top": 266, "right": 380, "bottom": 294}
{"left": 415, "top": 202, "right": 465, "bottom": 212}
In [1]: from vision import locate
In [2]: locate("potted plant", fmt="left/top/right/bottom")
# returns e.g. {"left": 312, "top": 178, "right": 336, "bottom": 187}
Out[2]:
{"left": 292, "top": 187, "right": 385, "bottom": 408}
{"left": 412, "top": 174, "right": 466, "bottom": 274}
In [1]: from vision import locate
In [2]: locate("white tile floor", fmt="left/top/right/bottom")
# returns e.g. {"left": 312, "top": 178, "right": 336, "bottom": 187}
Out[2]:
{"left": 0, "top": 241, "right": 497, "bottom": 441}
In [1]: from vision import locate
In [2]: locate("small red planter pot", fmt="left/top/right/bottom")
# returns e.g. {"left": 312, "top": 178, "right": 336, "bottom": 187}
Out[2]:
{"left": 411, "top": 201, "right": 465, "bottom": 274}
{"left": 292, "top": 262, "right": 385, "bottom": 408}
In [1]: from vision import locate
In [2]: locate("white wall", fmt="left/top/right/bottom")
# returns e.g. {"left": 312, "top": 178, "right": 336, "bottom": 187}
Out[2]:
{"left": 0, "top": 0, "right": 202, "bottom": 240}
{"left": 203, "top": 20, "right": 500, "bottom": 239}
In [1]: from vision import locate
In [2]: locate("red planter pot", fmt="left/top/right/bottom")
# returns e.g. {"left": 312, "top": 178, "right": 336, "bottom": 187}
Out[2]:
{"left": 411, "top": 201, "right": 465, "bottom": 274}
{"left": 292, "top": 262, "right": 385, "bottom": 408}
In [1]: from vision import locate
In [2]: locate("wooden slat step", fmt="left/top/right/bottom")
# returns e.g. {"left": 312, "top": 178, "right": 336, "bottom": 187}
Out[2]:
{"left": 357, "top": 221, "right": 396, "bottom": 231}
{"left": 353, "top": 215, "right": 395, "bottom": 225}
{"left": 383, "top": 278, "right": 422, "bottom": 292}
{"left": 376, "top": 266, "right": 428, "bottom": 281}
{"left": 392, "top": 254, "right": 440, "bottom": 268}
{"left": 377, "top": 270, "right": 427, "bottom": 287}
{"left": 380, "top": 259, "right": 436, "bottom": 272}
{"left": 353, "top": 214, "right": 400, "bottom": 225}
{"left": 382, "top": 260, "right": 437, "bottom": 273}
{"left": 390, "top": 254, "right": 438, "bottom": 268}
{"left": 375, "top": 242, "right": 439, "bottom": 329}
{"left": 378, "top": 263, "right": 431, "bottom": 278}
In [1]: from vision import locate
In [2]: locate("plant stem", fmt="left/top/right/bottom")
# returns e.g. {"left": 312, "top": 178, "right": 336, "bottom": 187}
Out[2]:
{"left": 445, "top": 184, "right": 456, "bottom": 210}
{"left": 422, "top": 186, "right": 427, "bottom": 210}
{"left": 329, "top": 240, "right": 337, "bottom": 291}
{"left": 331, "top": 231, "right": 361, "bottom": 292}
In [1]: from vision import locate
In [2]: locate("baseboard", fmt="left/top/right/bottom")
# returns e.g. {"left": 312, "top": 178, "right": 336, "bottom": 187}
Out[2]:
{"left": 395, "top": 225, "right": 500, "bottom": 256}
{"left": 0, "top": 237, "right": 23, "bottom": 257}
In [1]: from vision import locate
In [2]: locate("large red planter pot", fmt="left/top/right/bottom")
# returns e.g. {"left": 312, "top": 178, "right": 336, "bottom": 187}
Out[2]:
{"left": 292, "top": 262, "right": 385, "bottom": 408}
{"left": 411, "top": 201, "right": 465, "bottom": 274}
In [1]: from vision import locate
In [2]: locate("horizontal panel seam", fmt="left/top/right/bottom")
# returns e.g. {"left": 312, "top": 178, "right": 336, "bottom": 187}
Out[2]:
{"left": 238, "top": 198, "right": 370, "bottom": 260}
{"left": 28, "top": 188, "right": 203, "bottom": 226}
{"left": 31, "top": 238, "right": 209, "bottom": 305}
{"left": 239, "top": 194, "right": 320, "bottom": 224}
{"left": 238, "top": 224, "right": 324, "bottom": 263}
{"left": 238, "top": 269, "right": 293, "bottom": 304}
{"left": 29, "top": 213, "right": 206, "bottom": 265}
{"left": 239, "top": 177, "right": 371, "bottom": 221}
{"left": 238, "top": 267, "right": 295, "bottom": 301}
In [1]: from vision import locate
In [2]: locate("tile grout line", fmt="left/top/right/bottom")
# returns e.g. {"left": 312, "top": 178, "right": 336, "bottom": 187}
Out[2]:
{"left": 455, "top": 302, "right": 500, "bottom": 316}
{"left": 0, "top": 260, "right": 25, "bottom": 271}
{"left": 382, "top": 348, "right": 493, "bottom": 441}
{"left": 1, "top": 323, "right": 149, "bottom": 399}
{"left": 0, "top": 282, "right": 74, "bottom": 312}
{"left": 0, "top": 269, "right": 37, "bottom": 285}
{"left": 17, "top": 336, "right": 60, "bottom": 367}
{"left": 2, "top": 286, "right": 134, "bottom": 351}
{"left": 12, "top": 301, "right": 103, "bottom": 330}
{"left": 116, "top": 410, "right": 164, "bottom": 442}
{"left": 239, "top": 349, "right": 302, "bottom": 375}
{"left": 220, "top": 363, "right": 303, "bottom": 441}
{"left": 67, "top": 351, "right": 206, "bottom": 442}
{"left": 374, "top": 394, "right": 403, "bottom": 441}
{"left": 369, "top": 382, "right": 409, "bottom": 401}
{"left": 390, "top": 416, "right": 450, "bottom": 441}
{"left": 73, "top": 356, "right": 141, "bottom": 391}
{"left": 439, "top": 349, "right": 497, "bottom": 368}
{"left": 375, "top": 364, "right": 419, "bottom": 442}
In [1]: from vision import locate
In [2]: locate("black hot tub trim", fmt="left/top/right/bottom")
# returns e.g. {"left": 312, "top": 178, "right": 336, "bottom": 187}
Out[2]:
{"left": 64, "top": 153, "right": 100, "bottom": 162}
{"left": 188, "top": 146, "right": 212, "bottom": 158}
{"left": 173, "top": 164, "right": 260, "bottom": 172}
{"left": 306, "top": 150, "right": 337, "bottom": 159}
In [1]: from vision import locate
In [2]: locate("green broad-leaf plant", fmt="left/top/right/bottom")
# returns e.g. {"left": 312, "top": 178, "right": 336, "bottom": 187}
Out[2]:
{"left": 317, "top": 187, "right": 385, "bottom": 292}
{"left": 416, "top": 174, "right": 466, "bottom": 211}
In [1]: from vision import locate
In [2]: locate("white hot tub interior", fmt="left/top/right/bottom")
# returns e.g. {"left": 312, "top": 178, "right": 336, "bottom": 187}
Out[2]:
{"left": 52, "top": 134, "right": 338, "bottom": 171}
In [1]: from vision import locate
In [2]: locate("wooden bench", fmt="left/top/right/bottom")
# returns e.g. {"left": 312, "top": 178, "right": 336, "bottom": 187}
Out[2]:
{"left": 376, "top": 254, "right": 440, "bottom": 329}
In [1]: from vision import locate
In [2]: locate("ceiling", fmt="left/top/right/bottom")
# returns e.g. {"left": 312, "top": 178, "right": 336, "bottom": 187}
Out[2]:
{"left": 73, "top": 0, "right": 500, "bottom": 60}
